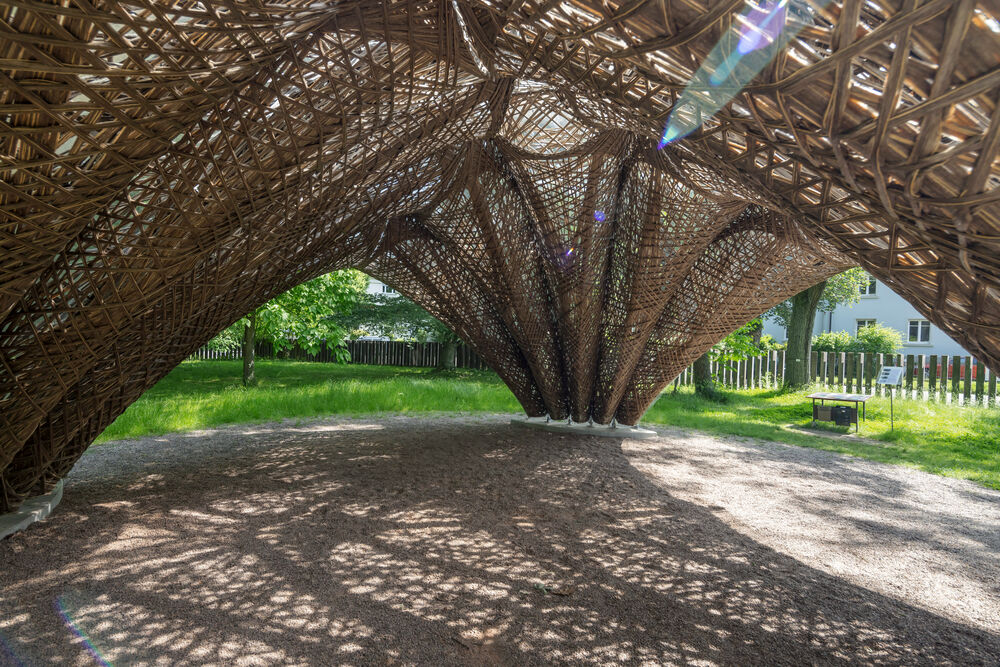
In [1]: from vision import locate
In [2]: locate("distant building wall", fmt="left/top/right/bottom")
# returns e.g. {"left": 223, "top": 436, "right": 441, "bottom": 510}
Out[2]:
{"left": 358, "top": 276, "right": 402, "bottom": 341}
{"left": 366, "top": 277, "right": 398, "bottom": 297}
{"left": 762, "top": 277, "right": 970, "bottom": 358}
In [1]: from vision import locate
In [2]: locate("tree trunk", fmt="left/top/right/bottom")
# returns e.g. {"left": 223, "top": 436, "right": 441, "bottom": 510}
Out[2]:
{"left": 750, "top": 318, "right": 763, "bottom": 346}
{"left": 243, "top": 311, "right": 257, "bottom": 387}
{"left": 693, "top": 352, "right": 716, "bottom": 399}
{"left": 438, "top": 340, "right": 457, "bottom": 370}
{"left": 783, "top": 280, "right": 826, "bottom": 389}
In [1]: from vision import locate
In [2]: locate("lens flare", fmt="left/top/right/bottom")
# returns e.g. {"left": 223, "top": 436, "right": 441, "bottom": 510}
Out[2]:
{"left": 659, "top": 0, "right": 827, "bottom": 148}
{"left": 0, "top": 629, "right": 28, "bottom": 666}
{"left": 55, "top": 594, "right": 113, "bottom": 667}
{"left": 737, "top": 0, "right": 788, "bottom": 55}
{"left": 594, "top": 210, "right": 606, "bottom": 222}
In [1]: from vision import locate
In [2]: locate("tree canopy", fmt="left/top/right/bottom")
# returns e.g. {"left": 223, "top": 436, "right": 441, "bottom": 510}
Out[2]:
{"left": 342, "top": 292, "right": 460, "bottom": 344}
{"left": 208, "top": 270, "right": 368, "bottom": 357}
{"left": 765, "top": 268, "right": 870, "bottom": 329}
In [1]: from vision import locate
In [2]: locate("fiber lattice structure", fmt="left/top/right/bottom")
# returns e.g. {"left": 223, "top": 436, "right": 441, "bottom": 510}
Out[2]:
{"left": 1, "top": 1, "right": 998, "bottom": 512}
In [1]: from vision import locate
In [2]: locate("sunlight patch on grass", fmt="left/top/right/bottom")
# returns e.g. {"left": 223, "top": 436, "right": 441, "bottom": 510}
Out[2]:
{"left": 642, "top": 386, "right": 1000, "bottom": 489}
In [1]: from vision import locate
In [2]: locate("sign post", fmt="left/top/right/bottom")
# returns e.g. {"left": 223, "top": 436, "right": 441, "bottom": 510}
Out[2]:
{"left": 876, "top": 366, "right": 905, "bottom": 430}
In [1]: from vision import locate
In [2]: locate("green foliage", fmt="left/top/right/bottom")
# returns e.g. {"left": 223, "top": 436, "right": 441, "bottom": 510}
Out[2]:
{"left": 206, "top": 270, "right": 367, "bottom": 356}
{"left": 811, "top": 324, "right": 902, "bottom": 354}
{"left": 714, "top": 319, "right": 762, "bottom": 365}
{"left": 204, "top": 325, "right": 242, "bottom": 352}
{"left": 766, "top": 267, "right": 869, "bottom": 328}
{"left": 710, "top": 318, "right": 783, "bottom": 369}
{"left": 341, "top": 290, "right": 460, "bottom": 344}
{"left": 758, "top": 335, "right": 784, "bottom": 351}
{"left": 855, "top": 322, "right": 903, "bottom": 354}
{"left": 811, "top": 330, "right": 855, "bottom": 353}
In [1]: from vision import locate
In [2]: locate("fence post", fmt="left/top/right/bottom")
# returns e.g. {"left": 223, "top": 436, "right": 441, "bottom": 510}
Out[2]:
{"left": 951, "top": 355, "right": 961, "bottom": 395}
{"left": 989, "top": 365, "right": 997, "bottom": 406}
{"left": 861, "top": 352, "right": 875, "bottom": 394}
{"left": 963, "top": 356, "right": 973, "bottom": 402}
{"left": 875, "top": 352, "right": 885, "bottom": 396}
{"left": 941, "top": 355, "right": 949, "bottom": 400}
{"left": 844, "top": 352, "right": 854, "bottom": 393}
{"left": 905, "top": 354, "right": 914, "bottom": 395}
{"left": 917, "top": 354, "right": 925, "bottom": 396}
{"left": 975, "top": 358, "right": 985, "bottom": 404}
{"left": 928, "top": 355, "right": 938, "bottom": 395}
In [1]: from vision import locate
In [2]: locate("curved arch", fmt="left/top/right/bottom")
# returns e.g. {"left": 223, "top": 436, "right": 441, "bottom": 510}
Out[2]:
{"left": 1, "top": 1, "right": 998, "bottom": 513}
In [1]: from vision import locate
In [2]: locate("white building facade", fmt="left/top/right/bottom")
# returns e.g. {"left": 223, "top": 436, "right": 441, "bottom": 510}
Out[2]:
{"left": 365, "top": 277, "right": 398, "bottom": 297}
{"left": 355, "top": 276, "right": 402, "bottom": 341}
{"left": 762, "top": 275, "right": 970, "bottom": 358}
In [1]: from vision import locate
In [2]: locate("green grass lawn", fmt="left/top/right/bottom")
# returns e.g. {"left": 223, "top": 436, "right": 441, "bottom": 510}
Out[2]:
{"left": 98, "top": 360, "right": 1000, "bottom": 489}
{"left": 644, "top": 386, "right": 1000, "bottom": 489}
{"left": 96, "top": 360, "right": 520, "bottom": 443}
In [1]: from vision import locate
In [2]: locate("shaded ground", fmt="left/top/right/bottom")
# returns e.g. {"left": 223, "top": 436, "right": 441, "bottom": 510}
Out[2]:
{"left": 1, "top": 416, "right": 998, "bottom": 665}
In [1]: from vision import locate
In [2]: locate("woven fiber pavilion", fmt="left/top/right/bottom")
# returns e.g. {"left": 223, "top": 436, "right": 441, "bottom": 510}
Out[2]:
{"left": 0, "top": 0, "right": 998, "bottom": 514}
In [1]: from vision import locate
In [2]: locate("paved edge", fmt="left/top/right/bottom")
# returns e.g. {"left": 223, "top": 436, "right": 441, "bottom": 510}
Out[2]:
{"left": 0, "top": 480, "right": 63, "bottom": 540}
{"left": 510, "top": 416, "right": 658, "bottom": 440}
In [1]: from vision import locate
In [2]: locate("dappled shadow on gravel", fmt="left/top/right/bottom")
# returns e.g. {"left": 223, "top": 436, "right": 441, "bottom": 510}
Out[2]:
{"left": 1, "top": 416, "right": 998, "bottom": 665}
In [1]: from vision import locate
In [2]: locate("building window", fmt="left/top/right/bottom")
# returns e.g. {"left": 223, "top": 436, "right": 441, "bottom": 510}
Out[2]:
{"left": 856, "top": 319, "right": 876, "bottom": 334}
{"left": 908, "top": 319, "right": 930, "bottom": 343}
{"left": 859, "top": 276, "right": 877, "bottom": 296}
{"left": 381, "top": 285, "right": 396, "bottom": 294}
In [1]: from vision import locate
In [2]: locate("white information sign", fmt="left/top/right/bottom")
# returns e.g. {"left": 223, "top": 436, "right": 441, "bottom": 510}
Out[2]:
{"left": 877, "top": 366, "right": 904, "bottom": 386}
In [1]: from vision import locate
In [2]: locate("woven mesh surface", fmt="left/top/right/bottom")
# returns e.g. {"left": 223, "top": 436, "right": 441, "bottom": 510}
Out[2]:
{"left": 1, "top": 1, "right": 998, "bottom": 511}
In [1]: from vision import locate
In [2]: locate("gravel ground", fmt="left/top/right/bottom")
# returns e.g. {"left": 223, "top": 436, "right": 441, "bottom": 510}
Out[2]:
{"left": 1, "top": 415, "right": 998, "bottom": 666}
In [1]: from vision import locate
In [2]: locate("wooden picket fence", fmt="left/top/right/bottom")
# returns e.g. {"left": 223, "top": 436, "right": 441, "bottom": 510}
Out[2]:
{"left": 344, "top": 340, "right": 487, "bottom": 369}
{"left": 672, "top": 350, "right": 998, "bottom": 405}
{"left": 190, "top": 339, "right": 489, "bottom": 370}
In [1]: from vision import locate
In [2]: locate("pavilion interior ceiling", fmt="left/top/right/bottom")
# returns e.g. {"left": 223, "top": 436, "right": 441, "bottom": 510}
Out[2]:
{"left": 0, "top": 0, "right": 998, "bottom": 512}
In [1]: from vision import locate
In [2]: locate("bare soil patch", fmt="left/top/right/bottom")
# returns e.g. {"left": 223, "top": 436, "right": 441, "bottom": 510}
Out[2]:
{"left": 1, "top": 415, "right": 998, "bottom": 665}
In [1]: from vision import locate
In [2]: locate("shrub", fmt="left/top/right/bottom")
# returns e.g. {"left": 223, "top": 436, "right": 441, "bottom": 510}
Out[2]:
{"left": 812, "top": 330, "right": 854, "bottom": 353}
{"left": 758, "top": 334, "right": 785, "bottom": 351}
{"left": 854, "top": 322, "right": 903, "bottom": 354}
{"left": 811, "top": 325, "right": 902, "bottom": 355}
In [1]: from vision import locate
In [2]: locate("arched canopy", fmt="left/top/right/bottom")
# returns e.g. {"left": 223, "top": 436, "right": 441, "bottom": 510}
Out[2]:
{"left": 0, "top": 0, "right": 998, "bottom": 511}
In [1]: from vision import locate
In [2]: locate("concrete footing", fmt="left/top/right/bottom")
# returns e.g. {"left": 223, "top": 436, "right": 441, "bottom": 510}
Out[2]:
{"left": 510, "top": 416, "right": 657, "bottom": 439}
{"left": 0, "top": 480, "right": 63, "bottom": 540}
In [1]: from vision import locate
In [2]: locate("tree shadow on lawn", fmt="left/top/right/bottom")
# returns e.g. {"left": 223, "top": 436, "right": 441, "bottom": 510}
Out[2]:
{"left": 1, "top": 418, "right": 997, "bottom": 665}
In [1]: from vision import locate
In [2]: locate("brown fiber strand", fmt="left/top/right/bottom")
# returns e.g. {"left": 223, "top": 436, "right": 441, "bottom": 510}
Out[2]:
{"left": 0, "top": 0, "right": 997, "bottom": 512}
